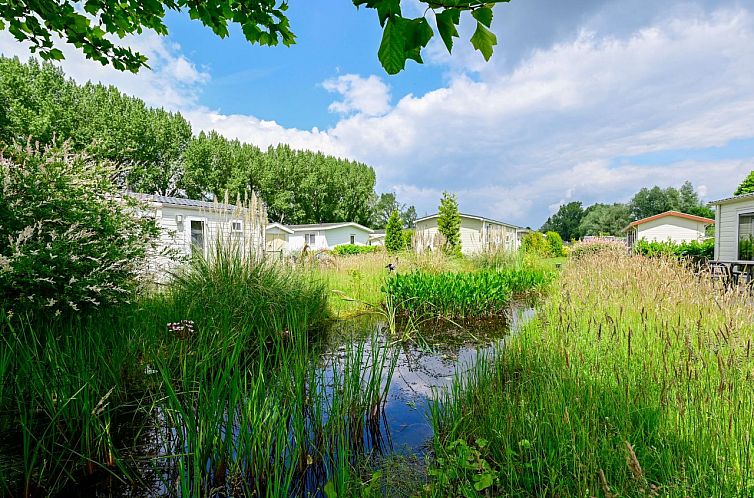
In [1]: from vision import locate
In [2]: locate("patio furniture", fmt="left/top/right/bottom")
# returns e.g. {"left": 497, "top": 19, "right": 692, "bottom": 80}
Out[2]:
{"left": 709, "top": 261, "right": 734, "bottom": 290}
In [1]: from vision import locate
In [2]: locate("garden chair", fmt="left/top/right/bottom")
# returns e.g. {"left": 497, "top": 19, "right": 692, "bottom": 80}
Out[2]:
{"left": 709, "top": 262, "right": 733, "bottom": 290}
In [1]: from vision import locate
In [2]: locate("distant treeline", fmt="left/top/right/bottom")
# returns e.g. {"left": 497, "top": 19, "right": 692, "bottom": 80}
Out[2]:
{"left": 540, "top": 182, "right": 716, "bottom": 241}
{"left": 0, "top": 56, "right": 386, "bottom": 226}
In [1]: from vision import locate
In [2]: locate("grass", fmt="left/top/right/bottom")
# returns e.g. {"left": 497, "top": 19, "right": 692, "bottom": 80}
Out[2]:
{"left": 428, "top": 249, "right": 754, "bottom": 497}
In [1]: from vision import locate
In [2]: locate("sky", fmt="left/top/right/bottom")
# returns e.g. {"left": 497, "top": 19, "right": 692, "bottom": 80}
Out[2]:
{"left": 1, "top": 0, "right": 753, "bottom": 227}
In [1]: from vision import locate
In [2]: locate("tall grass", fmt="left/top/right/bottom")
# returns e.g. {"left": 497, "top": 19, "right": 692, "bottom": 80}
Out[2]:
{"left": 428, "top": 251, "right": 754, "bottom": 496}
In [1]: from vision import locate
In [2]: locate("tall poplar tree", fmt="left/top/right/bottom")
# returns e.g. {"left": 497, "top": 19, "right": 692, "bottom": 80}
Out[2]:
{"left": 437, "top": 192, "right": 461, "bottom": 256}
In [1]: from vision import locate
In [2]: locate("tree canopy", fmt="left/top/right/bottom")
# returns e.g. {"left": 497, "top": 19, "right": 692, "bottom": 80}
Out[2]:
{"left": 437, "top": 191, "right": 461, "bottom": 256}
{"left": 1, "top": 0, "right": 509, "bottom": 75}
{"left": 0, "top": 55, "right": 397, "bottom": 226}
{"left": 735, "top": 171, "right": 754, "bottom": 196}
{"left": 371, "top": 192, "right": 417, "bottom": 228}
{"left": 540, "top": 201, "right": 583, "bottom": 242}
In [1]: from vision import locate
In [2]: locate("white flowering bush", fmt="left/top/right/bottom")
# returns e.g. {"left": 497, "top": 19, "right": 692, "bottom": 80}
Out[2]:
{"left": 0, "top": 143, "right": 159, "bottom": 316}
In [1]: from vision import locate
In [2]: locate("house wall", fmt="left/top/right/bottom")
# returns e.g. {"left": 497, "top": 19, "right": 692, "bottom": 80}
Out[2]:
{"left": 414, "top": 217, "right": 518, "bottom": 254}
{"left": 265, "top": 227, "right": 288, "bottom": 253}
{"left": 636, "top": 217, "right": 707, "bottom": 244}
{"left": 147, "top": 204, "right": 264, "bottom": 278}
{"left": 287, "top": 226, "right": 371, "bottom": 251}
{"left": 715, "top": 197, "right": 754, "bottom": 261}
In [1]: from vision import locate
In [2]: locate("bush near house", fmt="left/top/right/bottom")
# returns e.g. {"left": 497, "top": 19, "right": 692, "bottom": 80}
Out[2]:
{"left": 0, "top": 143, "right": 159, "bottom": 317}
{"left": 633, "top": 239, "right": 714, "bottom": 259}
{"left": 331, "top": 244, "right": 380, "bottom": 256}
{"left": 545, "top": 231, "right": 565, "bottom": 257}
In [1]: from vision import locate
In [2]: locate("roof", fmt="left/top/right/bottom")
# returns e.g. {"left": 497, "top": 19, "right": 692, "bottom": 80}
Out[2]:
{"left": 131, "top": 193, "right": 242, "bottom": 212}
{"left": 623, "top": 210, "right": 715, "bottom": 231}
{"left": 266, "top": 222, "right": 294, "bottom": 234}
{"left": 415, "top": 212, "right": 520, "bottom": 229}
{"left": 286, "top": 222, "right": 374, "bottom": 233}
{"left": 709, "top": 192, "right": 754, "bottom": 205}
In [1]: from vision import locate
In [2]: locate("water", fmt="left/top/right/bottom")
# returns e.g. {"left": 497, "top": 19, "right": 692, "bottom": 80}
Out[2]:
{"left": 58, "top": 304, "right": 535, "bottom": 497}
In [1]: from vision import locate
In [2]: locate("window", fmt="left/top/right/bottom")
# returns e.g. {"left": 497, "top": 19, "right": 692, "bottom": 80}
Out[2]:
{"left": 190, "top": 220, "right": 205, "bottom": 253}
{"left": 231, "top": 221, "right": 242, "bottom": 232}
{"left": 305, "top": 233, "right": 316, "bottom": 245}
{"left": 350, "top": 234, "right": 355, "bottom": 245}
{"left": 739, "top": 214, "right": 754, "bottom": 261}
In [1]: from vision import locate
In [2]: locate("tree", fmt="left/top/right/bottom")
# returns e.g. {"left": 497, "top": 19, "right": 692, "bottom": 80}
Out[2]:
{"left": 735, "top": 171, "right": 754, "bottom": 196}
{"left": 401, "top": 205, "right": 417, "bottom": 228}
{"left": 629, "top": 182, "right": 713, "bottom": 220}
{"left": 578, "top": 203, "right": 631, "bottom": 237}
{"left": 384, "top": 210, "right": 405, "bottom": 253}
{"left": 1, "top": 0, "right": 508, "bottom": 75}
{"left": 541, "top": 202, "right": 584, "bottom": 241}
{"left": 371, "top": 192, "right": 416, "bottom": 228}
{"left": 437, "top": 192, "right": 461, "bottom": 256}
{"left": 544, "top": 231, "right": 564, "bottom": 257}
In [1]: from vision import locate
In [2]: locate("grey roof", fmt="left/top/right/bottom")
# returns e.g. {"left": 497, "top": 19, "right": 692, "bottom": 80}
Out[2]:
{"left": 131, "top": 193, "right": 243, "bottom": 212}
{"left": 286, "top": 222, "right": 373, "bottom": 232}
{"left": 709, "top": 192, "right": 754, "bottom": 205}
{"left": 371, "top": 229, "right": 386, "bottom": 235}
{"left": 415, "top": 212, "right": 521, "bottom": 229}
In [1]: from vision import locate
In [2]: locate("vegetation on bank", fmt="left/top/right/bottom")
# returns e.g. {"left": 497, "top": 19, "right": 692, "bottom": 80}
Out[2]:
{"left": 428, "top": 248, "right": 754, "bottom": 497}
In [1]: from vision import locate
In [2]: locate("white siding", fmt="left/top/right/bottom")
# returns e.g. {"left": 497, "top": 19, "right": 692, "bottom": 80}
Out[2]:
{"left": 414, "top": 216, "right": 518, "bottom": 255}
{"left": 716, "top": 197, "right": 754, "bottom": 261}
{"left": 636, "top": 216, "right": 707, "bottom": 244}
{"left": 286, "top": 225, "right": 371, "bottom": 252}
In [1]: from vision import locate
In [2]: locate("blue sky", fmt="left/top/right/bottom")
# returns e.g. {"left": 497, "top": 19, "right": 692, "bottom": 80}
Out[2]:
{"left": 1, "top": 0, "right": 753, "bottom": 227}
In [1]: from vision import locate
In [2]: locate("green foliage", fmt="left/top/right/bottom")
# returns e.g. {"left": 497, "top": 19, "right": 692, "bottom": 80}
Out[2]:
{"left": 633, "top": 238, "right": 714, "bottom": 259}
{"left": 735, "top": 170, "right": 754, "bottom": 196}
{"left": 331, "top": 244, "right": 380, "bottom": 256}
{"left": 544, "top": 231, "right": 565, "bottom": 257}
{"left": 0, "top": 0, "right": 508, "bottom": 75}
{"left": 578, "top": 203, "right": 631, "bottom": 237}
{"left": 0, "top": 57, "right": 192, "bottom": 195}
{"left": 402, "top": 228, "right": 414, "bottom": 250}
{"left": 0, "top": 58, "right": 378, "bottom": 225}
{"left": 437, "top": 191, "right": 462, "bottom": 256}
{"left": 385, "top": 210, "right": 405, "bottom": 253}
{"left": 540, "top": 201, "right": 584, "bottom": 241}
{"left": 521, "top": 231, "right": 549, "bottom": 256}
{"left": 0, "top": 143, "right": 159, "bottom": 316}
{"left": 427, "top": 438, "right": 499, "bottom": 495}
{"left": 629, "top": 181, "right": 712, "bottom": 220}
{"left": 382, "top": 267, "right": 555, "bottom": 319}
{"left": 371, "top": 192, "right": 416, "bottom": 228}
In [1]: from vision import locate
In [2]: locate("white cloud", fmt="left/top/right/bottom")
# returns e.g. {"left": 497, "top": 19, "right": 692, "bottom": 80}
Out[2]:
{"left": 322, "top": 74, "right": 392, "bottom": 116}
{"left": 2, "top": 5, "right": 753, "bottom": 226}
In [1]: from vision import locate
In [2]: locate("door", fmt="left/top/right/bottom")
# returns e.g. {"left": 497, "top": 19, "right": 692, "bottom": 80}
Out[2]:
{"left": 190, "top": 219, "right": 206, "bottom": 255}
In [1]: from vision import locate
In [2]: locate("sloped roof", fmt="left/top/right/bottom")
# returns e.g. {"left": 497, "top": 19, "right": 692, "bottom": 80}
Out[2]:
{"left": 709, "top": 192, "right": 754, "bottom": 205}
{"left": 266, "top": 222, "right": 294, "bottom": 234}
{"left": 286, "top": 222, "right": 374, "bottom": 233}
{"left": 623, "top": 210, "right": 715, "bottom": 231}
{"left": 415, "top": 212, "right": 521, "bottom": 229}
{"left": 131, "top": 193, "right": 242, "bottom": 212}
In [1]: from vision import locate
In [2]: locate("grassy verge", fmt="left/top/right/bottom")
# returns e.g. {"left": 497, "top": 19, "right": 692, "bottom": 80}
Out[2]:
{"left": 428, "top": 250, "right": 754, "bottom": 497}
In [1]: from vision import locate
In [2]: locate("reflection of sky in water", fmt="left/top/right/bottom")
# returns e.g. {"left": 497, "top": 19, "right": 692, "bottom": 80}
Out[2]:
{"left": 326, "top": 305, "right": 535, "bottom": 455}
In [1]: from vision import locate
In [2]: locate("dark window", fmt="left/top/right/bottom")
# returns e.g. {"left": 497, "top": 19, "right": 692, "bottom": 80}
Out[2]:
{"left": 350, "top": 234, "right": 355, "bottom": 244}
{"left": 739, "top": 214, "right": 754, "bottom": 261}
{"left": 190, "top": 220, "right": 205, "bottom": 253}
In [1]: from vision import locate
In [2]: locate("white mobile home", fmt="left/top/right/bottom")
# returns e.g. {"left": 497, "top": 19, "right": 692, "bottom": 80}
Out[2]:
{"left": 624, "top": 211, "right": 713, "bottom": 247}
{"left": 710, "top": 193, "right": 754, "bottom": 261}
{"left": 414, "top": 213, "right": 520, "bottom": 255}
{"left": 134, "top": 193, "right": 266, "bottom": 275}
{"left": 266, "top": 222, "right": 374, "bottom": 253}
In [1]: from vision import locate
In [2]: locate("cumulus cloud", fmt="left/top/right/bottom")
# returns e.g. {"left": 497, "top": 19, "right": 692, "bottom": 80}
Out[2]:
{"left": 322, "top": 73, "right": 392, "bottom": 116}
{"left": 2, "top": 3, "right": 753, "bottom": 226}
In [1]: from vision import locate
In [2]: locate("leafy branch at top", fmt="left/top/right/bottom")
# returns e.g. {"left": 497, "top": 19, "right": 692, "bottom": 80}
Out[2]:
{"left": 0, "top": 0, "right": 509, "bottom": 75}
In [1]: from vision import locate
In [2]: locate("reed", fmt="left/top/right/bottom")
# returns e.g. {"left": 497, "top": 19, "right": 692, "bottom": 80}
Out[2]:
{"left": 428, "top": 251, "right": 754, "bottom": 496}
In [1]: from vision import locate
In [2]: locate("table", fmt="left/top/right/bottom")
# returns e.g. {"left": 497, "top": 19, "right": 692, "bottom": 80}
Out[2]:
{"left": 709, "top": 260, "right": 754, "bottom": 289}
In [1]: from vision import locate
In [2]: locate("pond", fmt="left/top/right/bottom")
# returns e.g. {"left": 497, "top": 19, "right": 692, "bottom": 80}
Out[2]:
{"left": 62, "top": 304, "right": 535, "bottom": 497}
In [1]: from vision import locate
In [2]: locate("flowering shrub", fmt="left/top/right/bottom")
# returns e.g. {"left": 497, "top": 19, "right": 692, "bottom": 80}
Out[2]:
{"left": 0, "top": 142, "right": 159, "bottom": 316}
{"left": 569, "top": 239, "right": 626, "bottom": 260}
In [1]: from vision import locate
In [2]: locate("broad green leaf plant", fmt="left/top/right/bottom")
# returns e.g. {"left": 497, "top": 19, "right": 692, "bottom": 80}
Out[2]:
{"left": 0, "top": 0, "right": 509, "bottom": 75}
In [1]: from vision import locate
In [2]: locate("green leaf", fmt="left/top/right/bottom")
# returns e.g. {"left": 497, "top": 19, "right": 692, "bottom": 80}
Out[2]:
{"left": 470, "top": 21, "right": 496, "bottom": 61}
{"left": 473, "top": 472, "right": 494, "bottom": 491}
{"left": 375, "top": 0, "right": 401, "bottom": 27}
{"left": 323, "top": 480, "right": 337, "bottom": 498}
{"left": 435, "top": 9, "right": 460, "bottom": 52}
{"left": 471, "top": 6, "right": 493, "bottom": 28}
{"left": 378, "top": 17, "right": 405, "bottom": 75}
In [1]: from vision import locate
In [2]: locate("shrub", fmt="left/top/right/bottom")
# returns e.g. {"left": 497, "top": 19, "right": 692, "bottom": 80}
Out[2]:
{"left": 402, "top": 228, "right": 414, "bottom": 250}
{"left": 521, "top": 231, "right": 549, "bottom": 256}
{"left": 633, "top": 238, "right": 714, "bottom": 260}
{"left": 569, "top": 239, "right": 626, "bottom": 260}
{"left": 0, "top": 143, "right": 159, "bottom": 316}
{"left": 437, "top": 192, "right": 462, "bottom": 256}
{"left": 545, "top": 231, "right": 565, "bottom": 257}
{"left": 331, "top": 244, "right": 379, "bottom": 256}
{"left": 385, "top": 210, "right": 405, "bottom": 253}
